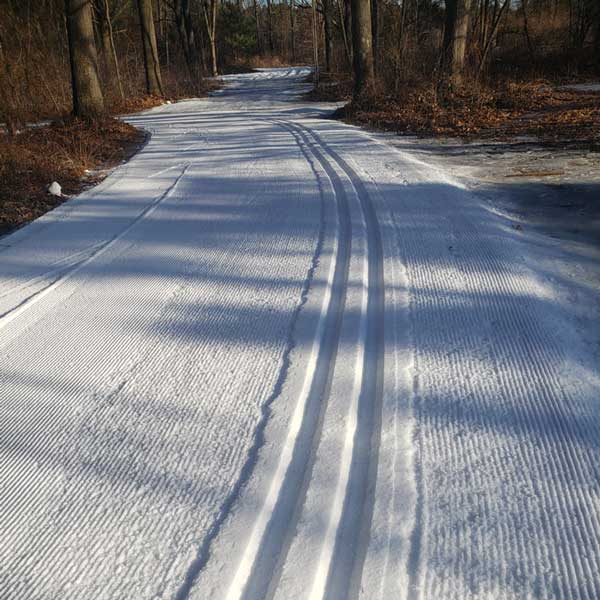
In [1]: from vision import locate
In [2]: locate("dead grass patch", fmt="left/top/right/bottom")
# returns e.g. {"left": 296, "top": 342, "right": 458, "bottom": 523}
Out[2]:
{"left": 0, "top": 118, "right": 145, "bottom": 236}
{"left": 327, "top": 77, "right": 600, "bottom": 145}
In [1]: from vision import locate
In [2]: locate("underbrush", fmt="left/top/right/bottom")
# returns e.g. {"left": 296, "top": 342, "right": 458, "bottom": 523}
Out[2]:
{"left": 321, "top": 76, "right": 600, "bottom": 144}
{"left": 0, "top": 118, "right": 145, "bottom": 235}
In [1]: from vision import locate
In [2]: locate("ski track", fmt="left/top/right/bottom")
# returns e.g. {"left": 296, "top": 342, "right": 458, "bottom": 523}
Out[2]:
{"left": 1, "top": 67, "right": 599, "bottom": 600}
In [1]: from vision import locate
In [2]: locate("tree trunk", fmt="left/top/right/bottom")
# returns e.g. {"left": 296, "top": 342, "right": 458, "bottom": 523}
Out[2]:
{"left": 266, "top": 0, "right": 275, "bottom": 54}
{"left": 137, "top": 0, "right": 163, "bottom": 95}
{"left": 289, "top": 0, "right": 296, "bottom": 62}
{"left": 337, "top": 0, "right": 352, "bottom": 69}
{"left": 64, "top": 0, "right": 104, "bottom": 118}
{"left": 521, "top": 0, "right": 534, "bottom": 62}
{"left": 477, "top": 0, "right": 508, "bottom": 77}
{"left": 174, "top": 0, "right": 199, "bottom": 80}
{"left": 351, "top": 0, "right": 375, "bottom": 97}
{"left": 595, "top": 15, "right": 600, "bottom": 65}
{"left": 311, "top": 0, "right": 319, "bottom": 83}
{"left": 371, "top": 0, "right": 378, "bottom": 72}
{"left": 440, "top": 0, "right": 473, "bottom": 92}
{"left": 323, "top": 0, "right": 333, "bottom": 72}
{"left": 104, "top": 0, "right": 124, "bottom": 99}
{"left": 254, "top": 0, "right": 262, "bottom": 53}
{"left": 203, "top": 0, "right": 218, "bottom": 77}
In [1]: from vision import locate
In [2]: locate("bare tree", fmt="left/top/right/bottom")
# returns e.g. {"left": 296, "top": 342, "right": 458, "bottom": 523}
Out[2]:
{"left": 351, "top": 0, "right": 375, "bottom": 97}
{"left": 202, "top": 0, "right": 218, "bottom": 76}
{"left": 289, "top": 0, "right": 296, "bottom": 62}
{"left": 65, "top": 0, "right": 104, "bottom": 118}
{"left": 266, "top": 0, "right": 275, "bottom": 54}
{"left": 440, "top": 0, "right": 473, "bottom": 92}
{"left": 137, "top": 0, "right": 163, "bottom": 95}
{"left": 254, "top": 0, "right": 262, "bottom": 53}
{"left": 173, "top": 0, "right": 199, "bottom": 80}
{"left": 103, "top": 0, "right": 125, "bottom": 98}
{"left": 337, "top": 0, "right": 352, "bottom": 68}
{"left": 323, "top": 0, "right": 333, "bottom": 71}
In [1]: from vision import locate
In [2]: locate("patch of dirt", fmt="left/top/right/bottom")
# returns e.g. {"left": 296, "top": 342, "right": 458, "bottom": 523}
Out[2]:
{"left": 0, "top": 118, "right": 146, "bottom": 236}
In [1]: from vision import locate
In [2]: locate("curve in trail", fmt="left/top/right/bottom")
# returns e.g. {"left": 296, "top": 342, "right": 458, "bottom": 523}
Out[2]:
{"left": 224, "top": 120, "right": 351, "bottom": 600}
{"left": 295, "top": 122, "right": 385, "bottom": 600}
{"left": 0, "top": 166, "right": 189, "bottom": 338}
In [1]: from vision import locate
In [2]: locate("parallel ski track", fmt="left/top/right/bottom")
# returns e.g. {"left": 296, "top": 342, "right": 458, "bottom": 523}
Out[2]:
{"left": 225, "top": 119, "right": 384, "bottom": 600}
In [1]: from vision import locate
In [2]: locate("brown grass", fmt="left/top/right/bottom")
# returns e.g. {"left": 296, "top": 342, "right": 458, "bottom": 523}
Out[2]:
{"left": 327, "top": 78, "right": 600, "bottom": 145}
{"left": 0, "top": 118, "right": 145, "bottom": 236}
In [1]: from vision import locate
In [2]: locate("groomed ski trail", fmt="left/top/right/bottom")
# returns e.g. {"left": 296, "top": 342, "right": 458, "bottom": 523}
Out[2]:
{"left": 1, "top": 67, "right": 599, "bottom": 600}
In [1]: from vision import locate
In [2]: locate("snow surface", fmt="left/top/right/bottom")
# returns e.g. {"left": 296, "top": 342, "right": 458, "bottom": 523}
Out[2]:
{"left": 1, "top": 67, "right": 599, "bottom": 599}
{"left": 556, "top": 82, "right": 600, "bottom": 92}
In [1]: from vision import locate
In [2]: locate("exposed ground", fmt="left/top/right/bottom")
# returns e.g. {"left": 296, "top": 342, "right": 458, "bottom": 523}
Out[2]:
{"left": 0, "top": 68, "right": 598, "bottom": 600}
{"left": 0, "top": 82, "right": 221, "bottom": 237}
{"left": 0, "top": 118, "right": 145, "bottom": 236}
{"left": 314, "top": 72, "right": 600, "bottom": 143}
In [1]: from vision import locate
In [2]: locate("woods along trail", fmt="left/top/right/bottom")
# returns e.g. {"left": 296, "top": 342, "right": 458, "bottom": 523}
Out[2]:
{"left": 0, "top": 68, "right": 598, "bottom": 599}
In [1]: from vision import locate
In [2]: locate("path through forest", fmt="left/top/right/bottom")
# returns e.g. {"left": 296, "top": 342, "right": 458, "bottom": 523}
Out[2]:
{"left": 1, "top": 68, "right": 599, "bottom": 599}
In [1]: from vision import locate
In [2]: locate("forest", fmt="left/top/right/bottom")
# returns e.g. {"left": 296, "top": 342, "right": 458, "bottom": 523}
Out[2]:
{"left": 0, "top": 0, "right": 598, "bottom": 124}
{"left": 0, "top": 0, "right": 598, "bottom": 232}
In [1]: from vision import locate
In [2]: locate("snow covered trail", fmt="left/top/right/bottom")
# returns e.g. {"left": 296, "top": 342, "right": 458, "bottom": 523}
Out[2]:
{"left": 1, "top": 67, "right": 599, "bottom": 599}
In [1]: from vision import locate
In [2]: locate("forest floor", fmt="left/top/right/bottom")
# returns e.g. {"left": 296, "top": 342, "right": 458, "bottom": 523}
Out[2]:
{"left": 0, "top": 118, "right": 146, "bottom": 236}
{"left": 0, "top": 86, "right": 220, "bottom": 237}
{"left": 314, "top": 72, "right": 600, "bottom": 143}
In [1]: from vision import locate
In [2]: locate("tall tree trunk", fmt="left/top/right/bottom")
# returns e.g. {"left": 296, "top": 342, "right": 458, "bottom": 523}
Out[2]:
{"left": 323, "top": 0, "right": 333, "bottom": 72}
{"left": 440, "top": 0, "right": 473, "bottom": 91}
{"left": 137, "top": 0, "right": 163, "bottom": 95}
{"left": 174, "top": 0, "right": 199, "bottom": 80}
{"left": 266, "top": 0, "right": 275, "bottom": 54}
{"left": 104, "top": 0, "right": 124, "bottom": 99}
{"left": 65, "top": 0, "right": 104, "bottom": 118}
{"left": 203, "top": 0, "right": 218, "bottom": 76}
{"left": 371, "top": 0, "right": 378, "bottom": 72}
{"left": 311, "top": 0, "right": 319, "bottom": 82}
{"left": 595, "top": 14, "right": 600, "bottom": 65}
{"left": 351, "top": 0, "right": 375, "bottom": 97}
{"left": 337, "top": 0, "right": 352, "bottom": 68}
{"left": 92, "top": 0, "right": 121, "bottom": 95}
{"left": 254, "top": 0, "right": 262, "bottom": 53}
{"left": 477, "top": 0, "right": 508, "bottom": 77}
{"left": 521, "top": 0, "right": 534, "bottom": 62}
{"left": 289, "top": 0, "right": 296, "bottom": 62}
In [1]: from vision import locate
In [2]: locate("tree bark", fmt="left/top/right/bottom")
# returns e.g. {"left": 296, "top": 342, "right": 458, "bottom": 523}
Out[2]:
{"left": 64, "top": 0, "right": 104, "bottom": 118}
{"left": 254, "top": 0, "right": 262, "bottom": 53}
{"left": 521, "top": 0, "right": 534, "bottom": 62}
{"left": 104, "top": 0, "right": 124, "bottom": 99}
{"left": 173, "top": 0, "right": 199, "bottom": 80}
{"left": 351, "top": 0, "right": 375, "bottom": 97}
{"left": 289, "top": 0, "right": 296, "bottom": 62}
{"left": 477, "top": 0, "right": 508, "bottom": 77}
{"left": 337, "top": 0, "right": 352, "bottom": 68}
{"left": 202, "top": 0, "right": 218, "bottom": 77}
{"left": 137, "top": 0, "right": 163, "bottom": 95}
{"left": 323, "top": 0, "right": 333, "bottom": 72}
{"left": 266, "top": 0, "right": 275, "bottom": 54}
{"left": 440, "top": 0, "right": 473, "bottom": 91}
{"left": 371, "top": 0, "right": 378, "bottom": 72}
